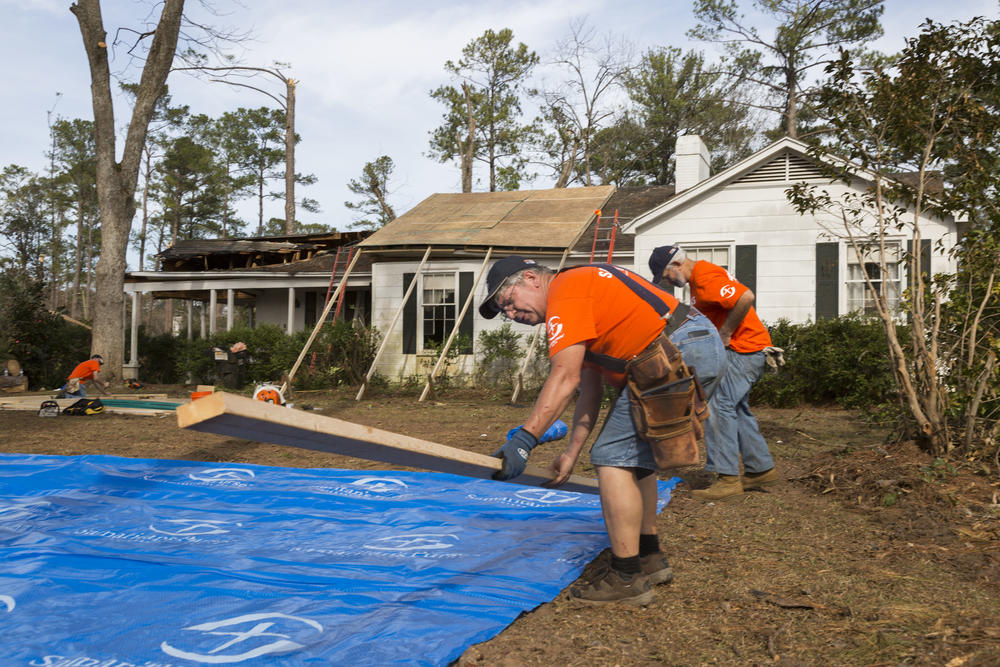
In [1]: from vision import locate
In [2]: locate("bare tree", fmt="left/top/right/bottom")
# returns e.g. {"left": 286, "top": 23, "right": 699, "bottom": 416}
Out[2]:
{"left": 71, "top": 0, "right": 185, "bottom": 379}
{"left": 173, "top": 61, "right": 301, "bottom": 234}
{"left": 537, "top": 19, "right": 634, "bottom": 186}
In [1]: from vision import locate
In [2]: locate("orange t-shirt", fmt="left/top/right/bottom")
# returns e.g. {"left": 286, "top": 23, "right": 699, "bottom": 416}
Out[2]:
{"left": 689, "top": 260, "right": 771, "bottom": 353}
{"left": 546, "top": 265, "right": 681, "bottom": 387}
{"left": 68, "top": 359, "right": 101, "bottom": 381}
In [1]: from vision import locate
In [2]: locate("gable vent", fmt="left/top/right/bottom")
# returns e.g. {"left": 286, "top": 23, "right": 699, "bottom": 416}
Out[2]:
{"left": 734, "top": 151, "right": 825, "bottom": 184}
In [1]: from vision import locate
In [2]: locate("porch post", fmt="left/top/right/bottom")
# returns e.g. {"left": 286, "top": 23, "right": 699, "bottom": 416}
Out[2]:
{"left": 226, "top": 288, "right": 235, "bottom": 331}
{"left": 287, "top": 287, "right": 296, "bottom": 333}
{"left": 186, "top": 300, "right": 193, "bottom": 341}
{"left": 199, "top": 301, "right": 206, "bottom": 339}
{"left": 209, "top": 289, "right": 218, "bottom": 335}
{"left": 130, "top": 291, "right": 139, "bottom": 365}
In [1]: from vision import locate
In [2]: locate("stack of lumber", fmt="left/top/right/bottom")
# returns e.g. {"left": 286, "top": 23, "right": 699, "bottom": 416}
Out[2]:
{"left": 0, "top": 393, "right": 183, "bottom": 416}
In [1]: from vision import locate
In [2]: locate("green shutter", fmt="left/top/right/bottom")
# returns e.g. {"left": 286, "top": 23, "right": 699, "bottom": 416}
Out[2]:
{"left": 907, "top": 239, "right": 932, "bottom": 280}
{"left": 402, "top": 273, "right": 417, "bottom": 355}
{"left": 735, "top": 245, "right": 757, "bottom": 305}
{"left": 458, "top": 272, "right": 474, "bottom": 354}
{"left": 816, "top": 243, "right": 839, "bottom": 320}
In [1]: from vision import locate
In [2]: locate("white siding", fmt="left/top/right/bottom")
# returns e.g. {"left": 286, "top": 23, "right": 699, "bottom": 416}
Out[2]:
{"left": 636, "top": 180, "right": 958, "bottom": 324}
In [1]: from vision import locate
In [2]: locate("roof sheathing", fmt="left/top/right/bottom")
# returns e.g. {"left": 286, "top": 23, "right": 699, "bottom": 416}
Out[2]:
{"left": 359, "top": 186, "right": 616, "bottom": 252}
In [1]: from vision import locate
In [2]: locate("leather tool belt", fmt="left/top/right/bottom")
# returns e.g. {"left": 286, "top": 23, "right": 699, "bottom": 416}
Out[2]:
{"left": 624, "top": 333, "right": 709, "bottom": 471}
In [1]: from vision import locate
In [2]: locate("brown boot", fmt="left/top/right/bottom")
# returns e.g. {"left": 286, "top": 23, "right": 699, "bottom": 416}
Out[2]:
{"left": 743, "top": 467, "right": 780, "bottom": 490}
{"left": 568, "top": 565, "right": 654, "bottom": 606}
{"left": 691, "top": 474, "right": 744, "bottom": 501}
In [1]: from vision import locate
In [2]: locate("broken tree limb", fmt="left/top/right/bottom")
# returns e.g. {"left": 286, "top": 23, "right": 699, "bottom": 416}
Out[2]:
{"left": 177, "top": 392, "right": 600, "bottom": 495}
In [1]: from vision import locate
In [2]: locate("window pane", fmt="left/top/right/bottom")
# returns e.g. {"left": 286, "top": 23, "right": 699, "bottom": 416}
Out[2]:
{"left": 678, "top": 246, "right": 730, "bottom": 301}
{"left": 421, "top": 273, "right": 456, "bottom": 349}
{"left": 845, "top": 242, "right": 902, "bottom": 315}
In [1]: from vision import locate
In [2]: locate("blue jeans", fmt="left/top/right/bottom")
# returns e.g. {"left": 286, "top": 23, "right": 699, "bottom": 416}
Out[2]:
{"left": 703, "top": 349, "right": 774, "bottom": 476}
{"left": 590, "top": 311, "right": 727, "bottom": 470}
{"left": 62, "top": 382, "right": 86, "bottom": 398}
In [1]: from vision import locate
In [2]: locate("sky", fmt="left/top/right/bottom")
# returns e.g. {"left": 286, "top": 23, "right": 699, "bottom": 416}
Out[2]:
{"left": 1, "top": 0, "right": 997, "bottom": 259}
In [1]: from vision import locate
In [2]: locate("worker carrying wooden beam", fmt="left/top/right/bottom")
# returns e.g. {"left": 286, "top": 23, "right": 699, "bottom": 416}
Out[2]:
{"left": 478, "top": 255, "right": 726, "bottom": 607}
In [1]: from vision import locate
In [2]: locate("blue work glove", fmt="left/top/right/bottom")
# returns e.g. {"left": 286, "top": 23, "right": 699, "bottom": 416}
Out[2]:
{"left": 492, "top": 427, "right": 539, "bottom": 480}
{"left": 506, "top": 419, "right": 568, "bottom": 444}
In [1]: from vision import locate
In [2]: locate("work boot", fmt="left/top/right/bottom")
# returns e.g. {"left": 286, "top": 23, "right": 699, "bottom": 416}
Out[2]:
{"left": 743, "top": 467, "right": 780, "bottom": 490}
{"left": 640, "top": 552, "right": 674, "bottom": 585}
{"left": 592, "top": 549, "right": 673, "bottom": 585}
{"left": 568, "top": 565, "right": 654, "bottom": 606}
{"left": 690, "top": 474, "right": 744, "bottom": 501}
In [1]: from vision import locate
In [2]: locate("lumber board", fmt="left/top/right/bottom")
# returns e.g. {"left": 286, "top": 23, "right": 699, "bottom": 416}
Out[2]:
{"left": 177, "top": 392, "right": 600, "bottom": 495}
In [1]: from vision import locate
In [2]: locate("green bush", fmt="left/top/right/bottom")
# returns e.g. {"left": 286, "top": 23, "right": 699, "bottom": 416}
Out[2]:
{"left": 752, "top": 314, "right": 902, "bottom": 409}
{"left": 475, "top": 323, "right": 524, "bottom": 389}
{"left": 0, "top": 272, "right": 90, "bottom": 389}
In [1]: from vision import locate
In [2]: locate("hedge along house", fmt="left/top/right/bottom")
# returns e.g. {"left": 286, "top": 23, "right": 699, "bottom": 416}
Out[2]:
{"left": 625, "top": 135, "right": 959, "bottom": 323}
{"left": 355, "top": 184, "right": 680, "bottom": 384}
{"left": 121, "top": 231, "right": 371, "bottom": 379}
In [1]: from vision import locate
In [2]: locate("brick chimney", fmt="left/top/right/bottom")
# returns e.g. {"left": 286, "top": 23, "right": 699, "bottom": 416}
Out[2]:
{"left": 675, "top": 135, "right": 710, "bottom": 193}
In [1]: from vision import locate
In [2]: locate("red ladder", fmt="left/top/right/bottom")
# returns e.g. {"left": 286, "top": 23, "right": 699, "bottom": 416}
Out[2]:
{"left": 589, "top": 209, "right": 619, "bottom": 263}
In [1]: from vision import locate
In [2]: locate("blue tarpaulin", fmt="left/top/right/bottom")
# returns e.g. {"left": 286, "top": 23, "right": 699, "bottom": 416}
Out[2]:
{"left": 0, "top": 453, "right": 678, "bottom": 665}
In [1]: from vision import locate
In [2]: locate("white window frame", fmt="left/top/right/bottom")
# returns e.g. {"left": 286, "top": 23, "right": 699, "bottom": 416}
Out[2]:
{"left": 419, "top": 271, "right": 458, "bottom": 352}
{"left": 674, "top": 244, "right": 732, "bottom": 303}
{"left": 844, "top": 241, "right": 903, "bottom": 316}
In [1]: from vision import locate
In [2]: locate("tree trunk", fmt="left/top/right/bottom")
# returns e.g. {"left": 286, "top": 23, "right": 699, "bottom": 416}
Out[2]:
{"left": 70, "top": 197, "right": 84, "bottom": 318}
{"left": 84, "top": 215, "right": 93, "bottom": 320}
{"left": 785, "top": 68, "right": 798, "bottom": 138}
{"left": 284, "top": 78, "right": 296, "bottom": 234}
{"left": 72, "top": 0, "right": 184, "bottom": 381}
{"left": 461, "top": 83, "right": 475, "bottom": 193}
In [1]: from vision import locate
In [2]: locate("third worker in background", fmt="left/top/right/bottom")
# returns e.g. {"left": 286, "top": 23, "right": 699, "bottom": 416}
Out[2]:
{"left": 650, "top": 245, "right": 778, "bottom": 501}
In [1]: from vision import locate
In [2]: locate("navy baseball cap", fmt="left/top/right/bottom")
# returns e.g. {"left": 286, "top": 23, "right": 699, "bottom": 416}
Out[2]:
{"left": 648, "top": 245, "right": 682, "bottom": 282}
{"left": 478, "top": 255, "right": 539, "bottom": 319}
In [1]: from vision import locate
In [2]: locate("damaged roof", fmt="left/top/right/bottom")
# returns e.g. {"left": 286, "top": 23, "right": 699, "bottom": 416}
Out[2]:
{"left": 358, "top": 186, "right": 615, "bottom": 252}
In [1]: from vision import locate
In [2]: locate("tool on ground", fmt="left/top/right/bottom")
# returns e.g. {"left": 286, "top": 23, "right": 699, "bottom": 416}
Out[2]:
{"left": 37, "top": 400, "right": 60, "bottom": 417}
{"left": 253, "top": 383, "right": 286, "bottom": 405}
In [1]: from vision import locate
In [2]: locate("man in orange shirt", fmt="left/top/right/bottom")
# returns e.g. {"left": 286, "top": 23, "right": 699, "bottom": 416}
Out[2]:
{"left": 62, "top": 354, "right": 110, "bottom": 398}
{"left": 650, "top": 245, "right": 778, "bottom": 501}
{"left": 479, "top": 256, "right": 726, "bottom": 606}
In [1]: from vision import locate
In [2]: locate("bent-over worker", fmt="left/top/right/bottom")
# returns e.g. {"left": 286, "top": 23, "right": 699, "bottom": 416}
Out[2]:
{"left": 479, "top": 256, "right": 726, "bottom": 606}
{"left": 62, "top": 354, "right": 110, "bottom": 398}
{"left": 650, "top": 245, "right": 778, "bottom": 501}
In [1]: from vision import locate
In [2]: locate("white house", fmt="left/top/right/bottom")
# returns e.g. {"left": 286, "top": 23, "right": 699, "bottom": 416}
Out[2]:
{"left": 624, "top": 135, "right": 959, "bottom": 323}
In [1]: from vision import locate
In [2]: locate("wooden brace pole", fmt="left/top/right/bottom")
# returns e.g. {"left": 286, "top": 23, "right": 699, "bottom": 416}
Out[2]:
{"left": 510, "top": 249, "right": 570, "bottom": 404}
{"left": 356, "top": 246, "right": 433, "bottom": 401}
{"left": 283, "top": 248, "right": 363, "bottom": 394}
{"left": 418, "top": 249, "right": 493, "bottom": 402}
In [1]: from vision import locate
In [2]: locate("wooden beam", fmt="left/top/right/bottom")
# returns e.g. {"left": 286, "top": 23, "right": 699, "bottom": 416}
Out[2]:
{"left": 356, "top": 246, "right": 433, "bottom": 401}
{"left": 419, "top": 249, "right": 493, "bottom": 402}
{"left": 177, "top": 392, "right": 599, "bottom": 495}
{"left": 283, "top": 248, "right": 364, "bottom": 394}
{"left": 511, "top": 248, "right": 570, "bottom": 404}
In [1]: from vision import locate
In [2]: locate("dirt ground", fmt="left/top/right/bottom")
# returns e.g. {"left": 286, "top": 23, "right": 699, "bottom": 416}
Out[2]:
{"left": 2, "top": 385, "right": 999, "bottom": 666}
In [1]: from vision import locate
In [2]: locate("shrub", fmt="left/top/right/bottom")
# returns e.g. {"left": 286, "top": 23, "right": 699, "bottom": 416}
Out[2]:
{"left": 0, "top": 272, "right": 90, "bottom": 389}
{"left": 752, "top": 314, "right": 901, "bottom": 410}
{"left": 475, "top": 323, "right": 523, "bottom": 389}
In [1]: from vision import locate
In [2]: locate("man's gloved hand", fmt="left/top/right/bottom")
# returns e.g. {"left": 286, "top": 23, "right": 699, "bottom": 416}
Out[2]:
{"left": 492, "top": 427, "right": 539, "bottom": 480}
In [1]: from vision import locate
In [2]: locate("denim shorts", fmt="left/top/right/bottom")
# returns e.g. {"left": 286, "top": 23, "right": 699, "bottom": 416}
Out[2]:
{"left": 589, "top": 311, "right": 726, "bottom": 470}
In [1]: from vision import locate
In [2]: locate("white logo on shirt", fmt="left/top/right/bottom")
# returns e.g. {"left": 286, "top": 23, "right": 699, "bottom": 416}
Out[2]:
{"left": 597, "top": 268, "right": 613, "bottom": 279}
{"left": 720, "top": 285, "right": 736, "bottom": 299}
{"left": 547, "top": 316, "right": 564, "bottom": 348}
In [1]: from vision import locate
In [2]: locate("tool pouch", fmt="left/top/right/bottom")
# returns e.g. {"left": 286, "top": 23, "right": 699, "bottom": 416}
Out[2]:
{"left": 625, "top": 334, "right": 709, "bottom": 472}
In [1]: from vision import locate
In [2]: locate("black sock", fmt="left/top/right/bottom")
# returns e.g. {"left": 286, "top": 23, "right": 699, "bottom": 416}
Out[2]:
{"left": 610, "top": 554, "right": 640, "bottom": 575}
{"left": 639, "top": 533, "right": 661, "bottom": 557}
